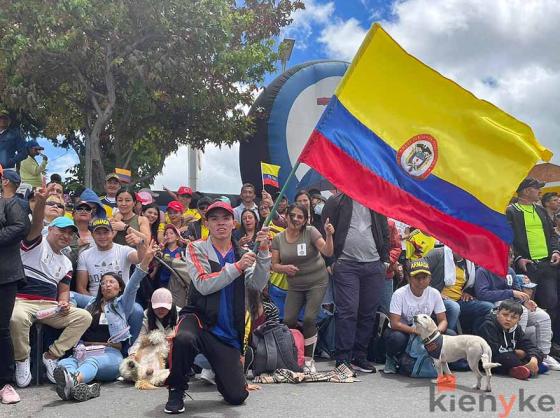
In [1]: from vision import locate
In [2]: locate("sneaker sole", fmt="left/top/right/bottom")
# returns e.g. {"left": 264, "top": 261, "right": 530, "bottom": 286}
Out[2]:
{"left": 72, "top": 383, "right": 101, "bottom": 402}
{"left": 53, "top": 367, "right": 72, "bottom": 401}
{"left": 351, "top": 365, "right": 376, "bottom": 373}
{"left": 164, "top": 406, "right": 185, "bottom": 414}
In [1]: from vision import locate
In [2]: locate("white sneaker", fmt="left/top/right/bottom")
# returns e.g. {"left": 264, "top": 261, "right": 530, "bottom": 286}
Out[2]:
{"left": 15, "top": 358, "right": 32, "bottom": 388}
{"left": 304, "top": 358, "right": 316, "bottom": 374}
{"left": 42, "top": 353, "right": 58, "bottom": 383}
{"left": 544, "top": 355, "right": 560, "bottom": 371}
{"left": 200, "top": 368, "right": 216, "bottom": 385}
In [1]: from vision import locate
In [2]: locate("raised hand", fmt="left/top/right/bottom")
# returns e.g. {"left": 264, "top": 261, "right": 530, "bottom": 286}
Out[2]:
{"left": 324, "top": 217, "right": 335, "bottom": 236}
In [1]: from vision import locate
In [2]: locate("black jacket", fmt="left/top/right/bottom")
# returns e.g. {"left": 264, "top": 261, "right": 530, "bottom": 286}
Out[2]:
{"left": 180, "top": 240, "right": 246, "bottom": 352}
{"left": 322, "top": 193, "right": 389, "bottom": 262}
{"left": 0, "top": 197, "right": 30, "bottom": 285}
{"left": 506, "top": 203, "right": 559, "bottom": 267}
{"left": 478, "top": 311, "right": 543, "bottom": 363}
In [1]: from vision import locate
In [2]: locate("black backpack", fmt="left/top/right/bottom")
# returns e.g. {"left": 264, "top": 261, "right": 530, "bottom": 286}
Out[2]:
{"left": 251, "top": 322, "right": 302, "bottom": 376}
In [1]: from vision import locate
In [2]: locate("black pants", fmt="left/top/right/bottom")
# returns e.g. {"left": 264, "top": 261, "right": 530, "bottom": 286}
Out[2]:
{"left": 333, "top": 260, "right": 386, "bottom": 362}
{"left": 0, "top": 281, "right": 18, "bottom": 386}
{"left": 493, "top": 351, "right": 541, "bottom": 375}
{"left": 526, "top": 261, "right": 560, "bottom": 342}
{"left": 167, "top": 314, "right": 248, "bottom": 405}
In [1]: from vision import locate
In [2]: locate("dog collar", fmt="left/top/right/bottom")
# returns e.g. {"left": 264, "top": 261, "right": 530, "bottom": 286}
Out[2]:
{"left": 422, "top": 330, "right": 441, "bottom": 345}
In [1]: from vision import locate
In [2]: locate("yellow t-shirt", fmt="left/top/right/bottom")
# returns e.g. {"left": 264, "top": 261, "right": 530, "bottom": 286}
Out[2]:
{"left": 201, "top": 223, "right": 209, "bottom": 240}
{"left": 164, "top": 208, "right": 201, "bottom": 225}
{"left": 441, "top": 266, "right": 466, "bottom": 301}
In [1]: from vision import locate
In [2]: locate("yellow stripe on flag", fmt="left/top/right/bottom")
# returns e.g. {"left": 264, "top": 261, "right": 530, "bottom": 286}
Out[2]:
{"left": 260, "top": 162, "right": 281, "bottom": 177}
{"left": 335, "top": 24, "right": 552, "bottom": 213}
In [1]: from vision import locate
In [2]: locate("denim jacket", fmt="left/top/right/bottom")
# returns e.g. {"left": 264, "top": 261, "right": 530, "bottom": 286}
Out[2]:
{"left": 0, "top": 127, "right": 27, "bottom": 168}
{"left": 85, "top": 264, "right": 147, "bottom": 343}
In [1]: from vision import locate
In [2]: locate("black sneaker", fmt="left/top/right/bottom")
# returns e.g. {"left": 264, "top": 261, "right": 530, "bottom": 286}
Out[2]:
{"left": 351, "top": 358, "right": 377, "bottom": 373}
{"left": 335, "top": 360, "right": 357, "bottom": 377}
{"left": 164, "top": 387, "right": 186, "bottom": 414}
{"left": 70, "top": 383, "right": 100, "bottom": 402}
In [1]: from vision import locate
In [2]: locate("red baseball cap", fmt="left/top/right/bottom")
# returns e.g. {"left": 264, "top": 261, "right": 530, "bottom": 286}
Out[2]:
{"left": 177, "top": 186, "right": 193, "bottom": 196}
{"left": 167, "top": 200, "right": 185, "bottom": 213}
{"left": 163, "top": 223, "right": 181, "bottom": 236}
{"left": 205, "top": 201, "right": 234, "bottom": 219}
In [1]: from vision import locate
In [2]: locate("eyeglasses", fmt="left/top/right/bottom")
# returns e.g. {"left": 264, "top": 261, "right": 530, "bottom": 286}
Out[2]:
{"left": 75, "top": 206, "right": 93, "bottom": 213}
{"left": 46, "top": 201, "right": 65, "bottom": 210}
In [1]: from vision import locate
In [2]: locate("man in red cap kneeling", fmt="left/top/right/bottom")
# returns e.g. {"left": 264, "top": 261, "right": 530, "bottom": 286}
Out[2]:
{"left": 163, "top": 201, "right": 270, "bottom": 414}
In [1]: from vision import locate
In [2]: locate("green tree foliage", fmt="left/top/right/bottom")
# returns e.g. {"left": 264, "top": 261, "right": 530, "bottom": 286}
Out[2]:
{"left": 0, "top": 0, "right": 303, "bottom": 190}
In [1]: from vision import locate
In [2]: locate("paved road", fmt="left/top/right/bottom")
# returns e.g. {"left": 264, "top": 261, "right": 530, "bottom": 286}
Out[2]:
{"left": 4, "top": 359, "right": 560, "bottom": 417}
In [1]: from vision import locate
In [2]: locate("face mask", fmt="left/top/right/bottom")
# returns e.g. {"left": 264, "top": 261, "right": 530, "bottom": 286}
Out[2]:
{"left": 314, "top": 202, "right": 324, "bottom": 215}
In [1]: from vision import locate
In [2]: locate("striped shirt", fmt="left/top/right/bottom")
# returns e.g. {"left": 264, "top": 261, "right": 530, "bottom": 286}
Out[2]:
{"left": 19, "top": 236, "right": 72, "bottom": 301}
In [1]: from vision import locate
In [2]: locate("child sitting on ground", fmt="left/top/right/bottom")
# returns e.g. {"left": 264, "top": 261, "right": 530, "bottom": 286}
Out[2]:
{"left": 478, "top": 299, "right": 547, "bottom": 380}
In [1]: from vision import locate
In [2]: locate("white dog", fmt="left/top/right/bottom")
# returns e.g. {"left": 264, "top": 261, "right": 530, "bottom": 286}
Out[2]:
{"left": 413, "top": 314, "right": 500, "bottom": 391}
{"left": 119, "top": 330, "right": 170, "bottom": 390}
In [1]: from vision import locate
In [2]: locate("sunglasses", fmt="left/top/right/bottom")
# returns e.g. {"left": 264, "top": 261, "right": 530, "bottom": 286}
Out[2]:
{"left": 46, "top": 201, "right": 65, "bottom": 210}
{"left": 75, "top": 206, "right": 93, "bottom": 213}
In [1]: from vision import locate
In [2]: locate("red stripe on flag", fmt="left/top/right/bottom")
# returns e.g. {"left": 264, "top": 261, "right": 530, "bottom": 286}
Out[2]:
{"left": 300, "top": 130, "right": 509, "bottom": 276}
{"left": 263, "top": 178, "right": 279, "bottom": 188}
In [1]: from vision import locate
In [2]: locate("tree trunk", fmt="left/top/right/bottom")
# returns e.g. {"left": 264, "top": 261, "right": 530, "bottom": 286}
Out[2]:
{"left": 88, "top": 44, "right": 117, "bottom": 192}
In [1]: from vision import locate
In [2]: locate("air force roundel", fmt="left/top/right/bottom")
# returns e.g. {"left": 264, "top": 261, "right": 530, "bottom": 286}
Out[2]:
{"left": 239, "top": 60, "right": 349, "bottom": 200}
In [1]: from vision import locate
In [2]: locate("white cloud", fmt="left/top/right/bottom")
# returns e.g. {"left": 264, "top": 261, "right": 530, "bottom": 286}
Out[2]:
{"left": 282, "top": 0, "right": 335, "bottom": 49}
{"left": 318, "top": 17, "right": 368, "bottom": 61}
{"left": 316, "top": 0, "right": 560, "bottom": 164}
{"left": 46, "top": 152, "right": 79, "bottom": 180}
{"left": 151, "top": 144, "right": 242, "bottom": 194}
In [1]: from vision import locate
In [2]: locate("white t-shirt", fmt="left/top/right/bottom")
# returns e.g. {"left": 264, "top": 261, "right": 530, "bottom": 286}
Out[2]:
{"left": 233, "top": 203, "right": 259, "bottom": 224}
{"left": 390, "top": 285, "right": 446, "bottom": 325}
{"left": 77, "top": 243, "right": 135, "bottom": 296}
{"left": 19, "top": 236, "right": 73, "bottom": 300}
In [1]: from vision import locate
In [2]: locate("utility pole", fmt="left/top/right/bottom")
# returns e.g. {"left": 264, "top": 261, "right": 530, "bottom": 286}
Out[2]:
{"left": 187, "top": 145, "right": 198, "bottom": 191}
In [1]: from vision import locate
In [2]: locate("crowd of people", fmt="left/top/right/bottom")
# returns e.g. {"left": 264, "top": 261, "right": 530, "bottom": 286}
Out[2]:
{"left": 1, "top": 118, "right": 560, "bottom": 414}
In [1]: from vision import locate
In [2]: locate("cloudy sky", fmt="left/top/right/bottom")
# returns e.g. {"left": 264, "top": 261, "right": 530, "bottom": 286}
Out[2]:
{"left": 43, "top": 0, "right": 560, "bottom": 192}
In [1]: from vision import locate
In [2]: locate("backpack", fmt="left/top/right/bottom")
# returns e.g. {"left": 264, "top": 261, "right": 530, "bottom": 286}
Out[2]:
{"left": 251, "top": 322, "right": 302, "bottom": 376}
{"left": 289, "top": 328, "right": 305, "bottom": 367}
{"left": 368, "top": 311, "right": 390, "bottom": 364}
{"left": 397, "top": 334, "right": 437, "bottom": 378}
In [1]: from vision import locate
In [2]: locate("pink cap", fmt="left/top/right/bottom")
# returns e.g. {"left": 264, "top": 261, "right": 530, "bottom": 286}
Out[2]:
{"left": 136, "top": 191, "right": 153, "bottom": 205}
{"left": 151, "top": 288, "right": 173, "bottom": 310}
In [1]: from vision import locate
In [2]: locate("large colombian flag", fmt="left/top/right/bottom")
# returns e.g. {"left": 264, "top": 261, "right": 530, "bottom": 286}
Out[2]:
{"left": 299, "top": 24, "right": 552, "bottom": 276}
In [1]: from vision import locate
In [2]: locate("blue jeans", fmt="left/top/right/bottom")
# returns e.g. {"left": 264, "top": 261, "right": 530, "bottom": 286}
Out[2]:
{"left": 444, "top": 298, "right": 494, "bottom": 333}
{"left": 379, "top": 279, "right": 394, "bottom": 314}
{"left": 59, "top": 347, "right": 123, "bottom": 383}
{"left": 194, "top": 354, "right": 211, "bottom": 370}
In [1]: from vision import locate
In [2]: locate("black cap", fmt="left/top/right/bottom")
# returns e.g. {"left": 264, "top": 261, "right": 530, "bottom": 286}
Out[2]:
{"left": 517, "top": 177, "right": 545, "bottom": 192}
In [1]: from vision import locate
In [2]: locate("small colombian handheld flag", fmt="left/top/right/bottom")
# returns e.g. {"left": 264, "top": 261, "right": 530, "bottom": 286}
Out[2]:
{"left": 299, "top": 24, "right": 552, "bottom": 276}
{"left": 115, "top": 168, "right": 132, "bottom": 184}
{"left": 261, "top": 162, "right": 281, "bottom": 189}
